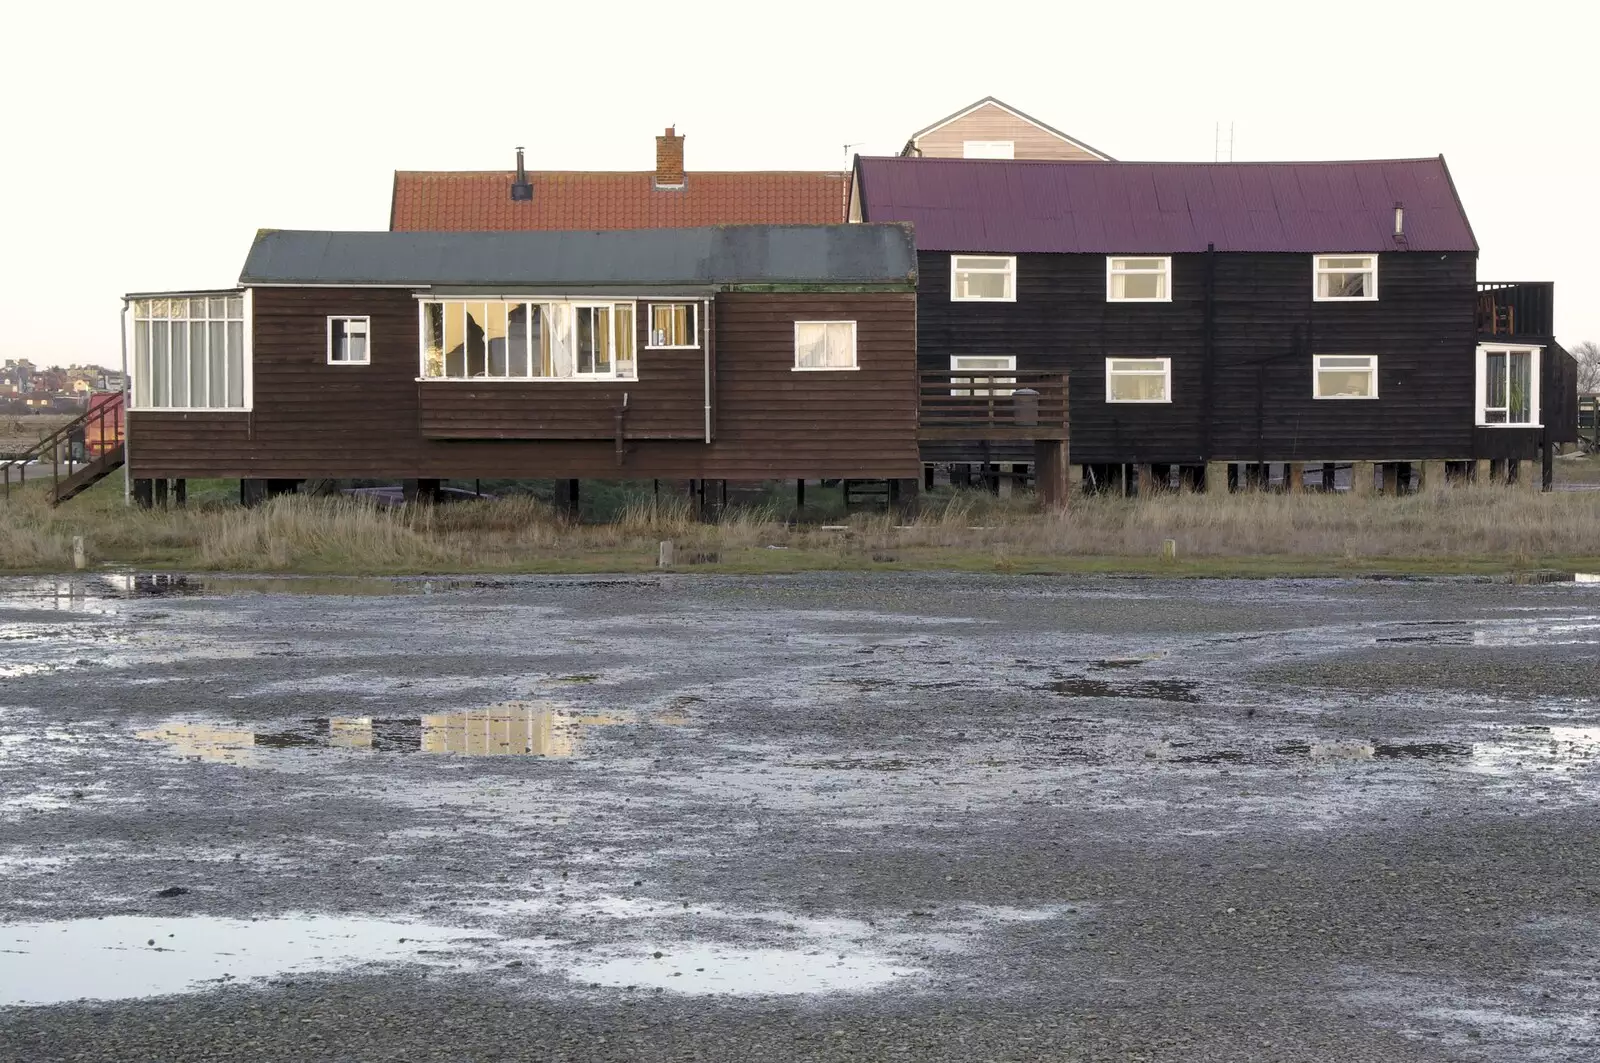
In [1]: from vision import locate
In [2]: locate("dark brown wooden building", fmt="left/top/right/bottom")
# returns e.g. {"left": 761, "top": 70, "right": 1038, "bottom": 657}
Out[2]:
{"left": 853, "top": 154, "right": 1579, "bottom": 491}
{"left": 120, "top": 225, "right": 1070, "bottom": 503}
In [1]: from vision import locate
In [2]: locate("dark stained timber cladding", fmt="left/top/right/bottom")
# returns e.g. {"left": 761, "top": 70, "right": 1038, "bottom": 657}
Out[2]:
{"left": 129, "top": 287, "right": 920, "bottom": 480}
{"left": 915, "top": 249, "right": 1507, "bottom": 463}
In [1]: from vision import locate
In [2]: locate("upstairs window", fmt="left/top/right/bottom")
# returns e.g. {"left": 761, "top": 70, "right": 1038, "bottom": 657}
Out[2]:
{"left": 131, "top": 294, "right": 247, "bottom": 410}
{"left": 327, "top": 316, "right": 370, "bottom": 364}
{"left": 950, "top": 355, "right": 1016, "bottom": 396}
{"left": 1313, "top": 354, "right": 1378, "bottom": 399}
{"left": 647, "top": 303, "right": 698, "bottom": 348}
{"left": 420, "top": 300, "right": 636, "bottom": 381}
{"left": 1107, "top": 257, "right": 1171, "bottom": 302}
{"left": 1314, "top": 254, "right": 1378, "bottom": 301}
{"left": 1478, "top": 345, "right": 1540, "bottom": 426}
{"left": 794, "top": 321, "right": 857, "bottom": 371}
{"left": 963, "top": 140, "right": 1014, "bottom": 159}
{"left": 951, "top": 255, "right": 1016, "bottom": 302}
{"left": 1105, "top": 358, "right": 1171, "bottom": 403}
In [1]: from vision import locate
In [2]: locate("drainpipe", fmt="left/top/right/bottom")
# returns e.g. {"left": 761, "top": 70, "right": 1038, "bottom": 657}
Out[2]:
{"left": 120, "top": 298, "right": 130, "bottom": 507}
{"left": 703, "top": 298, "right": 712, "bottom": 443}
{"left": 1200, "top": 243, "right": 1216, "bottom": 465}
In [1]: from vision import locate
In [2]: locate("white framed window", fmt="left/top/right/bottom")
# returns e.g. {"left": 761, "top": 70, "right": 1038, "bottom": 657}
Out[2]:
{"left": 1105, "top": 358, "right": 1171, "bottom": 403}
{"left": 646, "top": 303, "right": 698, "bottom": 348}
{"left": 793, "top": 321, "right": 857, "bottom": 371}
{"left": 1313, "top": 254, "right": 1378, "bottom": 301}
{"left": 327, "top": 316, "right": 370, "bottom": 365}
{"left": 963, "top": 140, "right": 1014, "bottom": 159}
{"left": 418, "top": 299, "right": 636, "bottom": 381}
{"left": 1313, "top": 354, "right": 1378, "bottom": 399}
{"left": 950, "top": 355, "right": 1016, "bottom": 396}
{"left": 1106, "top": 257, "right": 1171, "bottom": 302}
{"left": 1476, "top": 344, "right": 1541, "bottom": 426}
{"left": 129, "top": 293, "right": 249, "bottom": 410}
{"left": 951, "top": 255, "right": 1016, "bottom": 302}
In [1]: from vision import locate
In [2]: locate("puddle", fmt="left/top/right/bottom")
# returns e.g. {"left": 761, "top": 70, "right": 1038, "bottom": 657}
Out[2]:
{"left": 1047, "top": 677, "right": 1199, "bottom": 703}
{"left": 1373, "top": 616, "right": 1600, "bottom": 648}
{"left": 137, "top": 702, "right": 689, "bottom": 762}
{"left": 0, "top": 915, "right": 485, "bottom": 1006}
{"left": 563, "top": 943, "right": 913, "bottom": 996}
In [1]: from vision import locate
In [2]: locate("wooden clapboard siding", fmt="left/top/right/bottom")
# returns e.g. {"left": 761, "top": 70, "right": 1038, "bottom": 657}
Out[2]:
{"left": 915, "top": 248, "right": 1510, "bottom": 464}
{"left": 128, "top": 287, "right": 920, "bottom": 480}
{"left": 912, "top": 102, "right": 1101, "bottom": 161}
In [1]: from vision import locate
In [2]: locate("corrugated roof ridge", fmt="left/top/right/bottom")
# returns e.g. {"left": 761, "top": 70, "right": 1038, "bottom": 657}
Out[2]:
{"left": 394, "top": 169, "right": 849, "bottom": 178}
{"left": 859, "top": 155, "right": 1446, "bottom": 168}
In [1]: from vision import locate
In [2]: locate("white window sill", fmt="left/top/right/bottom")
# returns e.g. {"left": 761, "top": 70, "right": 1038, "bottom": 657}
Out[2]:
{"left": 791, "top": 366, "right": 860, "bottom": 372}
{"left": 327, "top": 360, "right": 370, "bottom": 367}
{"left": 1477, "top": 422, "right": 1543, "bottom": 429}
{"left": 416, "top": 376, "right": 638, "bottom": 384}
{"left": 1313, "top": 394, "right": 1380, "bottom": 400}
{"left": 950, "top": 296, "right": 1017, "bottom": 303}
{"left": 1312, "top": 295, "right": 1379, "bottom": 303}
{"left": 1106, "top": 297, "right": 1173, "bottom": 304}
{"left": 1105, "top": 398, "right": 1172, "bottom": 404}
{"left": 643, "top": 344, "right": 700, "bottom": 351}
{"left": 130, "top": 406, "right": 251, "bottom": 413}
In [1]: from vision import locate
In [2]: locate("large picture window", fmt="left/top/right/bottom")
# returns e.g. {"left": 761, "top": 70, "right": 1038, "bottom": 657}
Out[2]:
{"left": 131, "top": 294, "right": 247, "bottom": 410}
{"left": 1105, "top": 358, "right": 1171, "bottom": 403}
{"left": 1313, "top": 354, "right": 1378, "bottom": 399}
{"left": 419, "top": 300, "right": 636, "bottom": 381}
{"left": 1477, "top": 345, "right": 1540, "bottom": 426}
{"left": 1313, "top": 254, "right": 1378, "bottom": 301}
{"left": 793, "top": 321, "right": 857, "bottom": 371}
{"left": 950, "top": 255, "right": 1016, "bottom": 301}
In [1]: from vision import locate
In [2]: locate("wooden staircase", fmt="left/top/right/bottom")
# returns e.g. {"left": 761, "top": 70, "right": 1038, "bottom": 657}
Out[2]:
{"left": 0, "top": 395, "right": 125, "bottom": 505}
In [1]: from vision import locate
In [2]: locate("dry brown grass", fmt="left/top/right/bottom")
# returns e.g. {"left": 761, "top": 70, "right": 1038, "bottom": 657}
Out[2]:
{"left": 2, "top": 480, "right": 1598, "bottom": 575}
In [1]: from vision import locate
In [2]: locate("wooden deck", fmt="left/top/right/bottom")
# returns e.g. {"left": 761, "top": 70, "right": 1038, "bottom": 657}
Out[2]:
{"left": 917, "top": 370, "right": 1069, "bottom": 441}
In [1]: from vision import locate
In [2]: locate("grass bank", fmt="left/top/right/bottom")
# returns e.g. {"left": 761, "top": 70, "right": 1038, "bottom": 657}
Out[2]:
{"left": 3, "top": 479, "right": 1599, "bottom": 578}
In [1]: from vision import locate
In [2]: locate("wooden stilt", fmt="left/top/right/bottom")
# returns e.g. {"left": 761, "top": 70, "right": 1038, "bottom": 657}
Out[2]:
{"left": 1035, "top": 440, "right": 1069, "bottom": 511}
{"left": 1285, "top": 463, "right": 1304, "bottom": 493}
{"left": 1205, "top": 462, "right": 1231, "bottom": 494}
{"left": 1351, "top": 462, "right": 1374, "bottom": 496}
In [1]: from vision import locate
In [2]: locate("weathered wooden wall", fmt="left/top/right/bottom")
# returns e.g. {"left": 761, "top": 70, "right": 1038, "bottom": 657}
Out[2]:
{"left": 128, "top": 288, "right": 920, "bottom": 481}
{"left": 913, "top": 249, "right": 1527, "bottom": 463}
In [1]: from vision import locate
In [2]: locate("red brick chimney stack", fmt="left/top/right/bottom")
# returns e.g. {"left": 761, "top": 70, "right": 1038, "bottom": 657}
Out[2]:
{"left": 655, "top": 126, "right": 685, "bottom": 189}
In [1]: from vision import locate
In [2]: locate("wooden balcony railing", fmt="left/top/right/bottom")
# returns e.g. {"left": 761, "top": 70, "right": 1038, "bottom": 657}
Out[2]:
{"left": 1477, "top": 282, "right": 1554, "bottom": 338}
{"left": 917, "top": 371, "right": 1069, "bottom": 441}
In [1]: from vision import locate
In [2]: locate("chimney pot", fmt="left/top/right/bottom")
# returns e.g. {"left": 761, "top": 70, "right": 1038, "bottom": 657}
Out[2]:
{"left": 655, "top": 127, "right": 685, "bottom": 189}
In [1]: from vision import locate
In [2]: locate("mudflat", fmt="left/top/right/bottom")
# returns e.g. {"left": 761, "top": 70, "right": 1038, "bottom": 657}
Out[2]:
{"left": 1, "top": 572, "right": 1596, "bottom": 1062}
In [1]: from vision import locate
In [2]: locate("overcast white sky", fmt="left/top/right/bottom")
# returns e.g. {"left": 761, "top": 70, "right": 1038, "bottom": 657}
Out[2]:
{"left": 3, "top": 0, "right": 1594, "bottom": 369}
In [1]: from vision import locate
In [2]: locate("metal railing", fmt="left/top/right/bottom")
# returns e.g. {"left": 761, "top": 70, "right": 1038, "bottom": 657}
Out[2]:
{"left": 1477, "top": 282, "right": 1554, "bottom": 338}
{"left": 1, "top": 395, "right": 124, "bottom": 502}
{"left": 918, "top": 371, "right": 1069, "bottom": 432}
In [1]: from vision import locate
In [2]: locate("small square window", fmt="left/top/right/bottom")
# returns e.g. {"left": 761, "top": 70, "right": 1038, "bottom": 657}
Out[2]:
{"left": 647, "top": 303, "right": 697, "bottom": 348}
{"left": 1313, "top": 254, "right": 1378, "bottom": 301}
{"left": 950, "top": 355, "right": 1016, "bottom": 396}
{"left": 794, "top": 321, "right": 857, "bottom": 371}
{"left": 1313, "top": 355, "right": 1379, "bottom": 399}
{"left": 1107, "top": 257, "right": 1171, "bottom": 302}
{"left": 1105, "top": 358, "right": 1171, "bottom": 403}
{"left": 328, "top": 316, "right": 370, "bottom": 364}
{"left": 951, "top": 255, "right": 1016, "bottom": 302}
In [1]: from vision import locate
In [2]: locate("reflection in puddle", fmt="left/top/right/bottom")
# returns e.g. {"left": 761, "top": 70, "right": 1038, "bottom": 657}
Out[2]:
{"left": 0, "top": 574, "right": 505, "bottom": 611}
{"left": 0, "top": 915, "right": 482, "bottom": 1006}
{"left": 1047, "top": 676, "right": 1199, "bottom": 703}
{"left": 1375, "top": 616, "right": 1600, "bottom": 648}
{"left": 566, "top": 943, "right": 912, "bottom": 995}
{"left": 138, "top": 701, "right": 688, "bottom": 762}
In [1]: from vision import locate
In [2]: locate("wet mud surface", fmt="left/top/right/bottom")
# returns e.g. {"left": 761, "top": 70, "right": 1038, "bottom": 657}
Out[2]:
{"left": 2, "top": 572, "right": 1599, "bottom": 1061}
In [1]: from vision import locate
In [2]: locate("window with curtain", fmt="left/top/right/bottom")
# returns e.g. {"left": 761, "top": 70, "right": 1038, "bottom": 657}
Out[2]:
{"left": 419, "top": 300, "right": 636, "bottom": 380}
{"left": 1478, "top": 345, "right": 1539, "bottom": 425}
{"left": 1313, "top": 354, "right": 1378, "bottom": 399}
{"left": 950, "top": 256, "right": 1016, "bottom": 301}
{"left": 1313, "top": 254, "right": 1379, "bottom": 301}
{"left": 131, "top": 294, "right": 247, "bottom": 409}
{"left": 793, "top": 321, "right": 857, "bottom": 370}
{"left": 1106, "top": 257, "right": 1171, "bottom": 302}
{"left": 1105, "top": 358, "right": 1171, "bottom": 402}
{"left": 647, "top": 303, "right": 697, "bottom": 347}
{"left": 327, "top": 317, "right": 370, "bottom": 364}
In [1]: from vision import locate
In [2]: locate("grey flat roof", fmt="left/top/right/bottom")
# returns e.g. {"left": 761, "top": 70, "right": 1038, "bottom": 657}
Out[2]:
{"left": 239, "top": 225, "right": 917, "bottom": 287}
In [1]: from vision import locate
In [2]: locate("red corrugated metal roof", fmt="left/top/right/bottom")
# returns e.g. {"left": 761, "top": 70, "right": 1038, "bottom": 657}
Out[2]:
{"left": 855, "top": 156, "right": 1477, "bottom": 253}
{"left": 390, "top": 170, "right": 849, "bottom": 231}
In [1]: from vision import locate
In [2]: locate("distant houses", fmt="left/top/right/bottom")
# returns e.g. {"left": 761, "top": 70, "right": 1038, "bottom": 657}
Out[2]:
{"left": 105, "top": 98, "right": 1578, "bottom": 506}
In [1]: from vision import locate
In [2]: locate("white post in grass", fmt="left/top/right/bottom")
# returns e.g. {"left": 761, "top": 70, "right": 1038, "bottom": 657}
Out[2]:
{"left": 1162, "top": 538, "right": 1177, "bottom": 560}
{"left": 658, "top": 540, "right": 675, "bottom": 568}
{"left": 72, "top": 536, "right": 86, "bottom": 570}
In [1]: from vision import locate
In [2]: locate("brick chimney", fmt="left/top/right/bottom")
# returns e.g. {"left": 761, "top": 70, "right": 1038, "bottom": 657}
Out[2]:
{"left": 654, "top": 126, "right": 685, "bottom": 189}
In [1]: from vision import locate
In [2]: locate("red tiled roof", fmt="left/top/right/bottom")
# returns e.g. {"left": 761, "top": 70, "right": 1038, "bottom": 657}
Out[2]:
{"left": 390, "top": 170, "right": 850, "bottom": 231}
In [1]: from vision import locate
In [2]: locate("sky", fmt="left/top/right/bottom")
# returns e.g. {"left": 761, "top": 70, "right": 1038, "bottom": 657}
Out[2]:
{"left": 3, "top": 0, "right": 1595, "bottom": 369}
